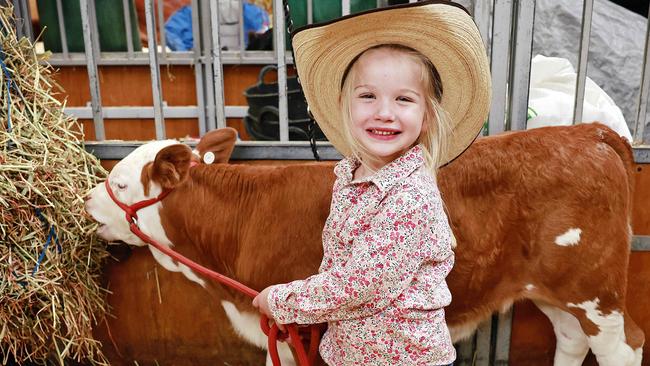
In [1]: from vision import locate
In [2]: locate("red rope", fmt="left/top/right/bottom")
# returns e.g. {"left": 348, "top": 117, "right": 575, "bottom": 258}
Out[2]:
{"left": 105, "top": 179, "right": 320, "bottom": 365}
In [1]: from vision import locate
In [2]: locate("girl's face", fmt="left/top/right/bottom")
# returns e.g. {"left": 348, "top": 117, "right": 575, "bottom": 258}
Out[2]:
{"left": 349, "top": 48, "right": 427, "bottom": 171}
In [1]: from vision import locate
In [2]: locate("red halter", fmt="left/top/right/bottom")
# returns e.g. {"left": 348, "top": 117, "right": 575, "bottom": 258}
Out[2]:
{"left": 104, "top": 180, "right": 171, "bottom": 225}
{"left": 103, "top": 178, "right": 320, "bottom": 366}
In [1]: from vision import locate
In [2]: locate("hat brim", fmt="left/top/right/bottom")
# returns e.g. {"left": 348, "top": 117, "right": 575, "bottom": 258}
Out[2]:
{"left": 292, "top": 0, "right": 492, "bottom": 166}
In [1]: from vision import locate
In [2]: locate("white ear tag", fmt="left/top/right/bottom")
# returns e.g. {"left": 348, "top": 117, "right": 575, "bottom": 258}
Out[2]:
{"left": 203, "top": 151, "right": 215, "bottom": 164}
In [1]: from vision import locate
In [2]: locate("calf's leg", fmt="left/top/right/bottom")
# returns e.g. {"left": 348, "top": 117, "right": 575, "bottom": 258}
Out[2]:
{"left": 566, "top": 299, "right": 639, "bottom": 366}
{"left": 534, "top": 301, "right": 589, "bottom": 366}
{"left": 623, "top": 312, "right": 644, "bottom": 366}
{"left": 221, "top": 300, "right": 297, "bottom": 366}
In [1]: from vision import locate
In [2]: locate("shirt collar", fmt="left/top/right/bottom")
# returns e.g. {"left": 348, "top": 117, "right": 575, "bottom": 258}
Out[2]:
{"left": 334, "top": 145, "right": 425, "bottom": 193}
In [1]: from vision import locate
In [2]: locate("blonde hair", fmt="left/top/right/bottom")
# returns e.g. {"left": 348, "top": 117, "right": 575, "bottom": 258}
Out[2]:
{"left": 340, "top": 44, "right": 452, "bottom": 176}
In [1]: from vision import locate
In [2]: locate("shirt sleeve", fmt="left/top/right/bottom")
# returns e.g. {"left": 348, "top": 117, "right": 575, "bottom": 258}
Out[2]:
{"left": 267, "top": 193, "right": 437, "bottom": 325}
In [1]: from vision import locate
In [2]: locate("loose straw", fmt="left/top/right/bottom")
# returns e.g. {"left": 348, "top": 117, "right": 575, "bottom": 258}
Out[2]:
{"left": 0, "top": 5, "right": 109, "bottom": 365}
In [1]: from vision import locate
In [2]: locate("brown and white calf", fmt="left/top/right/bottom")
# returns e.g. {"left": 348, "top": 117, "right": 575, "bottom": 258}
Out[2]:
{"left": 86, "top": 123, "right": 644, "bottom": 366}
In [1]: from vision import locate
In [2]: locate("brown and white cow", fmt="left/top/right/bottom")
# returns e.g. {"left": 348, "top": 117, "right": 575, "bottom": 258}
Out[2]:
{"left": 85, "top": 123, "right": 644, "bottom": 366}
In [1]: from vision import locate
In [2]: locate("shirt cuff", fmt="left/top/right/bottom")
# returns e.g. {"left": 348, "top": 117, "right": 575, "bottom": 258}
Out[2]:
{"left": 267, "top": 283, "right": 298, "bottom": 325}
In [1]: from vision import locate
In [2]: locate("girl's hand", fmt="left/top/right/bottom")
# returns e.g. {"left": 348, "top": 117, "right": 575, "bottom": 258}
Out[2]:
{"left": 252, "top": 286, "right": 273, "bottom": 316}
{"left": 253, "top": 286, "right": 286, "bottom": 331}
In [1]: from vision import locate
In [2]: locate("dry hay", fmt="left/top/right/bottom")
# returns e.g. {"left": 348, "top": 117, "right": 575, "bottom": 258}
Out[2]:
{"left": 0, "top": 6, "right": 109, "bottom": 365}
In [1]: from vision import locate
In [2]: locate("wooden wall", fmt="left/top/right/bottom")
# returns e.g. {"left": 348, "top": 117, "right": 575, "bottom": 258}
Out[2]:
{"left": 54, "top": 65, "right": 650, "bottom": 364}
{"left": 54, "top": 64, "right": 270, "bottom": 141}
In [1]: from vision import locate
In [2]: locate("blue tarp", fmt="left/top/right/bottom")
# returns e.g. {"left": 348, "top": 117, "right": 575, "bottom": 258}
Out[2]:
{"left": 165, "top": 6, "right": 193, "bottom": 51}
{"left": 165, "top": 3, "right": 269, "bottom": 51}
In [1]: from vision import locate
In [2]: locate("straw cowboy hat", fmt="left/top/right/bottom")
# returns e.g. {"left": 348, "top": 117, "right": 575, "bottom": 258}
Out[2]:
{"left": 291, "top": 0, "right": 492, "bottom": 165}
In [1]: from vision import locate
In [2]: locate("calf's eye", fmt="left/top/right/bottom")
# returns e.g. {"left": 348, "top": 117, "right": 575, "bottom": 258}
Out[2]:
{"left": 117, "top": 183, "right": 127, "bottom": 190}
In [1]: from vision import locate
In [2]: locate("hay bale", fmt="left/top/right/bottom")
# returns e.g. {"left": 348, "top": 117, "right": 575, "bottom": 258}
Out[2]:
{"left": 0, "top": 6, "right": 109, "bottom": 365}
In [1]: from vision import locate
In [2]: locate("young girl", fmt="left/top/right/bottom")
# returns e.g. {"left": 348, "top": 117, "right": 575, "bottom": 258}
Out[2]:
{"left": 253, "top": 1, "right": 491, "bottom": 365}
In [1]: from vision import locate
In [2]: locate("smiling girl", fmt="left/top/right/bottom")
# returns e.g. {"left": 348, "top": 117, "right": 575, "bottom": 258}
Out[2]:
{"left": 252, "top": 1, "right": 491, "bottom": 365}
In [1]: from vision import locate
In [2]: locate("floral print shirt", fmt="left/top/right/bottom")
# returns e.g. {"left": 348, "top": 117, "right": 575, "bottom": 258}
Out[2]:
{"left": 268, "top": 145, "right": 456, "bottom": 365}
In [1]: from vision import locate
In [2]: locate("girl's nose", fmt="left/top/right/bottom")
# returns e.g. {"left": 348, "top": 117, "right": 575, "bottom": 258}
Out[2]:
{"left": 375, "top": 99, "right": 395, "bottom": 121}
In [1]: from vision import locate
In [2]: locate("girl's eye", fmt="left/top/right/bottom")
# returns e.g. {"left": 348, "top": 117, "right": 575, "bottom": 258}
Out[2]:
{"left": 359, "top": 93, "right": 374, "bottom": 99}
{"left": 397, "top": 96, "right": 414, "bottom": 102}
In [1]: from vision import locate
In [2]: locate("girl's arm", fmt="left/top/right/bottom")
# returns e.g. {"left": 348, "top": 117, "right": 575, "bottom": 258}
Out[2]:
{"left": 266, "top": 192, "right": 452, "bottom": 325}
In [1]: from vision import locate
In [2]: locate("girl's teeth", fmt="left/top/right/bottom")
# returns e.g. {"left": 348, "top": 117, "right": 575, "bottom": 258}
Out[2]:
{"left": 372, "top": 129, "right": 396, "bottom": 135}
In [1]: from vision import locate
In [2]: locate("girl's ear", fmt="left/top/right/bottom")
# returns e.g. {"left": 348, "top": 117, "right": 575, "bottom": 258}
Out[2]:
{"left": 420, "top": 113, "right": 431, "bottom": 133}
{"left": 421, "top": 120, "right": 429, "bottom": 133}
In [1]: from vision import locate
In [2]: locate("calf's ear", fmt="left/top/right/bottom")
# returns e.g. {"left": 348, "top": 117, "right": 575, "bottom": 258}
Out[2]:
{"left": 150, "top": 144, "right": 193, "bottom": 189}
{"left": 196, "top": 127, "right": 237, "bottom": 164}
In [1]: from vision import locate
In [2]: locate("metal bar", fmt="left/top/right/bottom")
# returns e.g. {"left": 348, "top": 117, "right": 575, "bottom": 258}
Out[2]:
{"left": 634, "top": 4, "right": 650, "bottom": 145}
{"left": 223, "top": 106, "right": 248, "bottom": 118}
{"left": 43, "top": 50, "right": 295, "bottom": 66}
{"left": 195, "top": 65, "right": 208, "bottom": 137}
{"left": 145, "top": 0, "right": 165, "bottom": 139}
{"left": 79, "top": 0, "right": 105, "bottom": 140}
{"left": 342, "top": 0, "right": 351, "bottom": 16}
{"left": 634, "top": 147, "right": 650, "bottom": 163}
{"left": 80, "top": 143, "right": 650, "bottom": 164}
{"left": 55, "top": 0, "right": 69, "bottom": 58}
{"left": 19, "top": 0, "right": 33, "bottom": 41}
{"left": 191, "top": 0, "right": 207, "bottom": 136}
{"left": 456, "top": 336, "right": 475, "bottom": 366}
{"left": 308, "top": 0, "right": 313, "bottom": 24}
{"left": 122, "top": 0, "right": 134, "bottom": 57}
{"left": 210, "top": 0, "right": 227, "bottom": 130}
{"left": 201, "top": 0, "right": 217, "bottom": 132}
{"left": 494, "top": 309, "right": 513, "bottom": 365}
{"left": 222, "top": 143, "right": 342, "bottom": 160}
{"left": 12, "top": 0, "right": 23, "bottom": 39}
{"left": 64, "top": 105, "right": 205, "bottom": 119}
{"left": 474, "top": 319, "right": 492, "bottom": 366}
{"left": 632, "top": 235, "right": 650, "bottom": 251}
{"left": 85, "top": 141, "right": 341, "bottom": 160}
{"left": 474, "top": 0, "right": 492, "bottom": 66}
{"left": 89, "top": 0, "right": 101, "bottom": 57}
{"left": 507, "top": 0, "right": 535, "bottom": 131}
{"left": 572, "top": 0, "right": 594, "bottom": 125}
{"left": 239, "top": 0, "right": 245, "bottom": 56}
{"left": 191, "top": 0, "right": 202, "bottom": 53}
{"left": 64, "top": 105, "right": 248, "bottom": 119}
{"left": 274, "top": 0, "right": 289, "bottom": 141}
{"left": 13, "top": 0, "right": 33, "bottom": 41}
{"left": 488, "top": 0, "right": 513, "bottom": 135}
{"left": 157, "top": 0, "right": 167, "bottom": 61}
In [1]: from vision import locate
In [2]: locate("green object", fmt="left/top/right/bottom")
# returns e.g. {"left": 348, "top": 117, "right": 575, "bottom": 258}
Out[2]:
{"left": 286, "top": 0, "right": 376, "bottom": 49}
{"left": 313, "top": 0, "right": 376, "bottom": 23}
{"left": 37, "top": 0, "right": 141, "bottom": 53}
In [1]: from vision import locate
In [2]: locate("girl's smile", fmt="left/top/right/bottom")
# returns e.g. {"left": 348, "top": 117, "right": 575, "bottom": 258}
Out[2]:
{"left": 366, "top": 127, "right": 402, "bottom": 140}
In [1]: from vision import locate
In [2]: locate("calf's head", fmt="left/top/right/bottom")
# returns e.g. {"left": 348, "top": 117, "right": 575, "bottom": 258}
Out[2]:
{"left": 85, "top": 128, "right": 237, "bottom": 245}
